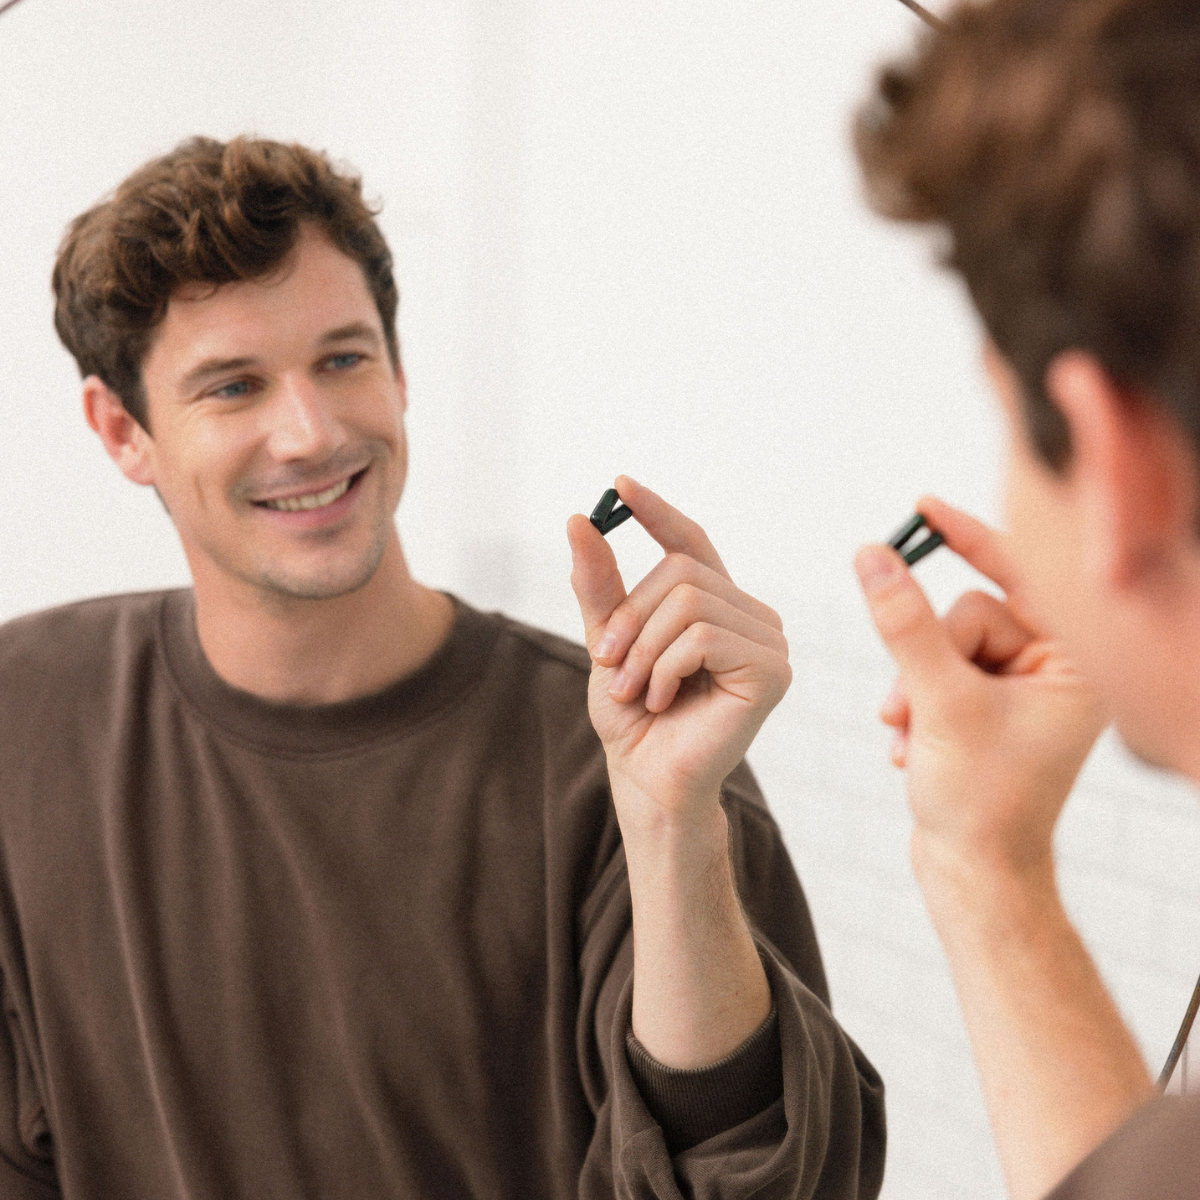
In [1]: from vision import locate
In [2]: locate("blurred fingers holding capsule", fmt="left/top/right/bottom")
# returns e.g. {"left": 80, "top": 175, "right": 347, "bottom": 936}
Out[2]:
{"left": 857, "top": 501, "right": 1105, "bottom": 877}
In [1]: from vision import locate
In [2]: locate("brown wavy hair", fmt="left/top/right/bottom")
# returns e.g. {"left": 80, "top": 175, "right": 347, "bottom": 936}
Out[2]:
{"left": 856, "top": 0, "right": 1200, "bottom": 469}
{"left": 53, "top": 136, "right": 399, "bottom": 430}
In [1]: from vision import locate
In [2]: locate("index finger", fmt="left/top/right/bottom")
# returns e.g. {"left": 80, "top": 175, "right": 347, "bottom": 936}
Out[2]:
{"left": 916, "top": 496, "right": 1020, "bottom": 595}
{"left": 613, "top": 476, "right": 730, "bottom": 581}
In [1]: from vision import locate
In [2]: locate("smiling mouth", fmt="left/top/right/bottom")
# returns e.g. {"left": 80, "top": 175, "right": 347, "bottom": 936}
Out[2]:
{"left": 256, "top": 469, "right": 365, "bottom": 513}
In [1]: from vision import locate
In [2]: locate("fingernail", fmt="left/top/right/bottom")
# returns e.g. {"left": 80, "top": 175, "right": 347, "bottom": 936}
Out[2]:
{"left": 594, "top": 632, "right": 617, "bottom": 660}
{"left": 855, "top": 546, "right": 902, "bottom": 595}
{"left": 610, "top": 666, "right": 629, "bottom": 694}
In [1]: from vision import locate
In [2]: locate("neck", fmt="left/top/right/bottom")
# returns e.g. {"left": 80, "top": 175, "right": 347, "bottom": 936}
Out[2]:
{"left": 190, "top": 533, "right": 455, "bottom": 704}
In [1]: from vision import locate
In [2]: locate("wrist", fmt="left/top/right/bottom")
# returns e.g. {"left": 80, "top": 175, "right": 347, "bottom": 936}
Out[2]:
{"left": 912, "top": 832, "right": 1064, "bottom": 947}
{"left": 607, "top": 770, "right": 725, "bottom": 843}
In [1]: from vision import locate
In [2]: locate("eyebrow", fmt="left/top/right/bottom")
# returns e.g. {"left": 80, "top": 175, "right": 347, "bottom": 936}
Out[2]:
{"left": 180, "top": 355, "right": 259, "bottom": 393}
{"left": 179, "top": 323, "right": 384, "bottom": 393}
{"left": 318, "top": 321, "right": 383, "bottom": 349}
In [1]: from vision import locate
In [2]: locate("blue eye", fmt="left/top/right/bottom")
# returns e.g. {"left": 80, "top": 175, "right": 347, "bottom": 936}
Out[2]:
{"left": 328, "top": 353, "right": 363, "bottom": 370}
{"left": 213, "top": 380, "right": 252, "bottom": 399}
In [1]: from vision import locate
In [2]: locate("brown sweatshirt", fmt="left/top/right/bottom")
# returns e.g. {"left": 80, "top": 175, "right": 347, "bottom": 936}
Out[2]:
{"left": 1045, "top": 1096, "right": 1200, "bottom": 1198}
{"left": 0, "top": 590, "right": 884, "bottom": 1199}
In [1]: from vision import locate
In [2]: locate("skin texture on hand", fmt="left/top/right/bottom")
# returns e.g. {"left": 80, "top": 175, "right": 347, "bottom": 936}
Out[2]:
{"left": 568, "top": 476, "right": 789, "bottom": 1068}
{"left": 856, "top": 497, "right": 1153, "bottom": 1200}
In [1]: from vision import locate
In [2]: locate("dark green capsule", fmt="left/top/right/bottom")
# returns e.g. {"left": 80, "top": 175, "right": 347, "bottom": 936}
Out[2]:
{"left": 590, "top": 489, "right": 634, "bottom": 536}
{"left": 886, "top": 511, "right": 945, "bottom": 566}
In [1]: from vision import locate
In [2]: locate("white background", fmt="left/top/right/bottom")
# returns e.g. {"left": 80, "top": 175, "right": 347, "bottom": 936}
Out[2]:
{"left": 4, "top": 1, "right": 1200, "bottom": 1195}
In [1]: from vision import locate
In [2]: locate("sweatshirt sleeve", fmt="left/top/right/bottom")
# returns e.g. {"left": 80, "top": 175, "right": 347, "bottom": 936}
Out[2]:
{"left": 0, "top": 985, "right": 59, "bottom": 1198}
{"left": 575, "top": 762, "right": 886, "bottom": 1200}
{"left": 625, "top": 1001, "right": 783, "bottom": 1155}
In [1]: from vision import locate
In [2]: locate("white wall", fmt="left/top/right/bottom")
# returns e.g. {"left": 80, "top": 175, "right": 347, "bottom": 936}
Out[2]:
{"left": 4, "top": 1, "right": 1200, "bottom": 1197}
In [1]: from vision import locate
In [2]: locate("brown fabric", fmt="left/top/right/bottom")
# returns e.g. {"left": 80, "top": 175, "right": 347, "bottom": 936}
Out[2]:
{"left": 0, "top": 590, "right": 885, "bottom": 1199}
{"left": 1045, "top": 1095, "right": 1200, "bottom": 1200}
{"left": 627, "top": 1003, "right": 782, "bottom": 1155}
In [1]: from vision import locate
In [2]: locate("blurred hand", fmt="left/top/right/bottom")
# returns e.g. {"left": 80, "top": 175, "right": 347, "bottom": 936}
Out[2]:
{"left": 568, "top": 476, "right": 791, "bottom": 824}
{"left": 856, "top": 497, "right": 1107, "bottom": 883}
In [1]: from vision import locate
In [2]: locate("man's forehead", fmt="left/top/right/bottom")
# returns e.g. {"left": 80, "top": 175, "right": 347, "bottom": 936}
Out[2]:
{"left": 150, "top": 233, "right": 382, "bottom": 378}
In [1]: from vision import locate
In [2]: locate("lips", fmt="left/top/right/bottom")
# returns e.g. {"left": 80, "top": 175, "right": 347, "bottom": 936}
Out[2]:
{"left": 259, "top": 477, "right": 352, "bottom": 512}
{"left": 254, "top": 468, "right": 365, "bottom": 513}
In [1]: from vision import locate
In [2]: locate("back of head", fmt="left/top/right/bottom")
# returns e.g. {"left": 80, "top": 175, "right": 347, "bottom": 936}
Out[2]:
{"left": 53, "top": 136, "right": 399, "bottom": 429}
{"left": 856, "top": 0, "right": 1200, "bottom": 470}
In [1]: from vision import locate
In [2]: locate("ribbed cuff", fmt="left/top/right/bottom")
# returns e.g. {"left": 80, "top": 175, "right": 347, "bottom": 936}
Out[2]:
{"left": 625, "top": 1002, "right": 782, "bottom": 1155}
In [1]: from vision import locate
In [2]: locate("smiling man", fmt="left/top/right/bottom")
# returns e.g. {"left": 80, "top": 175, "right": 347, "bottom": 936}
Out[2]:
{"left": 0, "top": 137, "right": 884, "bottom": 1198}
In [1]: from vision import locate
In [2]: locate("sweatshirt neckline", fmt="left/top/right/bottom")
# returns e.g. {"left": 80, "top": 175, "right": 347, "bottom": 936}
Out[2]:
{"left": 158, "top": 590, "right": 498, "bottom": 756}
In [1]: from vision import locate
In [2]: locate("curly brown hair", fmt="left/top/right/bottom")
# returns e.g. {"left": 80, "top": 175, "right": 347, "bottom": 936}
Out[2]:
{"left": 53, "top": 136, "right": 400, "bottom": 430}
{"left": 855, "top": 0, "right": 1200, "bottom": 469}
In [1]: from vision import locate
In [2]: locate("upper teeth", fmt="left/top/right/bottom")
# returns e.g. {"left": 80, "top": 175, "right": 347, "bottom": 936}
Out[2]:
{"left": 263, "top": 477, "right": 352, "bottom": 512}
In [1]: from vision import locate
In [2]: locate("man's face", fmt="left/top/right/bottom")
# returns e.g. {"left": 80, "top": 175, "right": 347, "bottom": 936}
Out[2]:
{"left": 136, "top": 225, "right": 407, "bottom": 604}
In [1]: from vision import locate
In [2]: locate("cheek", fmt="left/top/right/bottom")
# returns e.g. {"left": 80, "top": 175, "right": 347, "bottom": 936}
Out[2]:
{"left": 1005, "top": 454, "right": 1086, "bottom": 641}
{"left": 154, "top": 422, "right": 253, "bottom": 514}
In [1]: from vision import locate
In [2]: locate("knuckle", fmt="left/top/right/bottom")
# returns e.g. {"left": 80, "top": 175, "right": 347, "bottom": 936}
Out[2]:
{"left": 663, "top": 552, "right": 698, "bottom": 579}
{"left": 622, "top": 635, "right": 652, "bottom": 673}
{"left": 669, "top": 582, "right": 706, "bottom": 621}
{"left": 607, "top": 600, "right": 641, "bottom": 642}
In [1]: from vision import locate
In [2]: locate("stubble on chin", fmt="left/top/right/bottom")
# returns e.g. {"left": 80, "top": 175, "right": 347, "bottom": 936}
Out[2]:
{"left": 250, "top": 522, "right": 392, "bottom": 602}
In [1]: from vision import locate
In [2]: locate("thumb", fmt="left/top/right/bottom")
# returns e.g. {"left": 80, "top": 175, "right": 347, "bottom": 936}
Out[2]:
{"left": 855, "top": 544, "right": 962, "bottom": 693}
{"left": 567, "top": 514, "right": 627, "bottom": 657}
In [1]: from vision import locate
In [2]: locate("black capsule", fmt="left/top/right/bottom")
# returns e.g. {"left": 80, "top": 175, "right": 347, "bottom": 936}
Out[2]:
{"left": 590, "top": 489, "right": 634, "bottom": 536}
{"left": 886, "top": 512, "right": 945, "bottom": 566}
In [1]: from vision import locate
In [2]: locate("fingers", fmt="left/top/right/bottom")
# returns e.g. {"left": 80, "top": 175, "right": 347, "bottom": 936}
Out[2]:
{"left": 567, "top": 514, "right": 627, "bottom": 654}
{"left": 875, "top": 590, "right": 1036, "bottom": 769}
{"left": 614, "top": 476, "right": 730, "bottom": 580}
{"left": 609, "top": 583, "right": 789, "bottom": 705}
{"left": 916, "top": 496, "right": 1020, "bottom": 595}
{"left": 596, "top": 552, "right": 783, "bottom": 670}
{"left": 879, "top": 591, "right": 1031, "bottom": 722}
{"left": 643, "top": 622, "right": 792, "bottom": 714}
{"left": 942, "top": 589, "right": 1035, "bottom": 673}
{"left": 855, "top": 544, "right": 965, "bottom": 695}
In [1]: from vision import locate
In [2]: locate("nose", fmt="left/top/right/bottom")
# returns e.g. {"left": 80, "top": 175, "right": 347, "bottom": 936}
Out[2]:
{"left": 264, "top": 373, "right": 344, "bottom": 462}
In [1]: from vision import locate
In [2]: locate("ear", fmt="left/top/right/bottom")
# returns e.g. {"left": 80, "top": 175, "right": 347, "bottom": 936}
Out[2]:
{"left": 1045, "top": 351, "right": 1199, "bottom": 591}
{"left": 82, "top": 376, "right": 157, "bottom": 487}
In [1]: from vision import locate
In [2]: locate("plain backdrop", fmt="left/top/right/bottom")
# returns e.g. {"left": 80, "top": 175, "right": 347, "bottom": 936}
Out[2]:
{"left": 4, "top": 1, "right": 1200, "bottom": 1196}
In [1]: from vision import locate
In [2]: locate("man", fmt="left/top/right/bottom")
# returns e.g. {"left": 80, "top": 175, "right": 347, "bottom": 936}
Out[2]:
{"left": 0, "top": 135, "right": 884, "bottom": 1197}
{"left": 852, "top": 0, "right": 1200, "bottom": 1197}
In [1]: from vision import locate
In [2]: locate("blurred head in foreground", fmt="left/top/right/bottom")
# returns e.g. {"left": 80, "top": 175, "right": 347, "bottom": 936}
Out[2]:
{"left": 857, "top": 0, "right": 1200, "bottom": 773}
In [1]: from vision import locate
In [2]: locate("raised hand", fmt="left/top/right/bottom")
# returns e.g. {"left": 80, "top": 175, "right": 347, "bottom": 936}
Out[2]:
{"left": 567, "top": 476, "right": 791, "bottom": 824}
{"left": 856, "top": 496, "right": 1107, "bottom": 886}
{"left": 567, "top": 475, "right": 782, "bottom": 1066}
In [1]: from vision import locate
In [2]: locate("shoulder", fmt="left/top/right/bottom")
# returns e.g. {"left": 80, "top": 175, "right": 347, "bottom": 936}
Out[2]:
{"left": 464, "top": 604, "right": 606, "bottom": 777}
{"left": 0, "top": 590, "right": 175, "bottom": 707}
{"left": 1048, "top": 1095, "right": 1200, "bottom": 1199}
{"left": 489, "top": 611, "right": 592, "bottom": 676}
{"left": 471, "top": 608, "right": 593, "bottom": 715}
{"left": 478, "top": 609, "right": 597, "bottom": 745}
